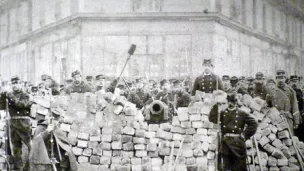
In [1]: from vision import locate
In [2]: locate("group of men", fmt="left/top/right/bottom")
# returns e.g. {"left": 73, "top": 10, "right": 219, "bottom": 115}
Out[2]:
{"left": 1, "top": 58, "right": 304, "bottom": 171}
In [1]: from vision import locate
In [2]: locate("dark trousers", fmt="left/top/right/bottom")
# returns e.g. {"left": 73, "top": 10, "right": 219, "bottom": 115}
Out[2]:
{"left": 10, "top": 119, "right": 31, "bottom": 170}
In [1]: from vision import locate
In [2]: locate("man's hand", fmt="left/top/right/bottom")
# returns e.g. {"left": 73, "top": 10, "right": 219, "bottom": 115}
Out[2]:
{"left": 294, "top": 124, "right": 299, "bottom": 129}
{"left": 47, "top": 124, "right": 54, "bottom": 133}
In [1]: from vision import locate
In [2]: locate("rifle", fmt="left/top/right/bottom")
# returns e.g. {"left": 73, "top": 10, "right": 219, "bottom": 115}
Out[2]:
{"left": 48, "top": 90, "right": 59, "bottom": 171}
{"left": 1, "top": 95, "right": 12, "bottom": 171}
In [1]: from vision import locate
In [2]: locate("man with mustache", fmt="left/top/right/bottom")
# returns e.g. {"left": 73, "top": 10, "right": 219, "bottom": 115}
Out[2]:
{"left": 209, "top": 92, "right": 258, "bottom": 171}
{"left": 64, "top": 70, "right": 92, "bottom": 95}
{"left": 191, "top": 59, "right": 223, "bottom": 95}
{"left": 250, "top": 72, "right": 267, "bottom": 100}
{"left": 276, "top": 70, "right": 300, "bottom": 135}
{"left": 222, "top": 75, "right": 231, "bottom": 93}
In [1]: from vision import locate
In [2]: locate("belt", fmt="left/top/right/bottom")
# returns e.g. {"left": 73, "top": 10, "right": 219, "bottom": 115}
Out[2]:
{"left": 11, "top": 116, "right": 30, "bottom": 120}
{"left": 224, "top": 133, "right": 241, "bottom": 137}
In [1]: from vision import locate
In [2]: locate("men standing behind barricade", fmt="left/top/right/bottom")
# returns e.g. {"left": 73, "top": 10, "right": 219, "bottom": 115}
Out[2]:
{"left": 127, "top": 78, "right": 153, "bottom": 109}
{"left": 276, "top": 70, "right": 300, "bottom": 135}
{"left": 0, "top": 76, "right": 33, "bottom": 170}
{"left": 222, "top": 75, "right": 231, "bottom": 92}
{"left": 64, "top": 70, "right": 92, "bottom": 95}
{"left": 250, "top": 72, "right": 268, "bottom": 100}
{"left": 30, "top": 117, "right": 77, "bottom": 171}
{"left": 191, "top": 59, "right": 223, "bottom": 95}
{"left": 226, "top": 76, "right": 238, "bottom": 93}
{"left": 209, "top": 92, "right": 258, "bottom": 171}
{"left": 183, "top": 80, "right": 192, "bottom": 94}
{"left": 155, "top": 79, "right": 174, "bottom": 106}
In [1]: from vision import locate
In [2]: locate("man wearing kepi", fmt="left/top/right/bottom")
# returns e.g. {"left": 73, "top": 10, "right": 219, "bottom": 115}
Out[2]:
{"left": 64, "top": 70, "right": 92, "bottom": 95}
{"left": 276, "top": 70, "right": 300, "bottom": 135}
{"left": 0, "top": 76, "right": 33, "bottom": 170}
{"left": 191, "top": 59, "right": 223, "bottom": 95}
{"left": 209, "top": 93, "right": 258, "bottom": 171}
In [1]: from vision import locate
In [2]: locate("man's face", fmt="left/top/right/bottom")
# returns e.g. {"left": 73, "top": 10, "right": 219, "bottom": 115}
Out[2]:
{"left": 96, "top": 79, "right": 105, "bottom": 87}
{"left": 12, "top": 82, "right": 21, "bottom": 91}
{"left": 222, "top": 80, "right": 231, "bottom": 90}
{"left": 276, "top": 77, "right": 286, "bottom": 87}
{"left": 239, "top": 80, "right": 248, "bottom": 89}
{"left": 73, "top": 74, "right": 82, "bottom": 84}
{"left": 255, "top": 78, "right": 264, "bottom": 85}
{"left": 149, "top": 82, "right": 154, "bottom": 89}
{"left": 267, "top": 82, "right": 276, "bottom": 90}
{"left": 87, "top": 80, "right": 93, "bottom": 84}
{"left": 290, "top": 80, "right": 298, "bottom": 88}
{"left": 172, "top": 84, "right": 182, "bottom": 93}
{"left": 202, "top": 66, "right": 213, "bottom": 75}
{"left": 162, "top": 83, "right": 171, "bottom": 91}
{"left": 137, "top": 82, "right": 144, "bottom": 89}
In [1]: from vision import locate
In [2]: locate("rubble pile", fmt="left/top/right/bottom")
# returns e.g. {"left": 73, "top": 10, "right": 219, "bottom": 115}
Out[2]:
{"left": 0, "top": 91, "right": 304, "bottom": 171}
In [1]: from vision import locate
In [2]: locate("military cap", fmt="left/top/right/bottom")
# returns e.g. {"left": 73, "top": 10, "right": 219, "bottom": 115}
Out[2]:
{"left": 31, "top": 86, "right": 38, "bottom": 92}
{"left": 222, "top": 75, "right": 230, "bottom": 81}
{"left": 255, "top": 72, "right": 264, "bottom": 79}
{"left": 169, "top": 79, "right": 176, "bottom": 84}
{"left": 267, "top": 79, "right": 276, "bottom": 84}
{"left": 239, "top": 76, "right": 246, "bottom": 81}
{"left": 160, "top": 79, "right": 169, "bottom": 86}
{"left": 290, "top": 75, "right": 299, "bottom": 81}
{"left": 46, "top": 75, "right": 52, "bottom": 80}
{"left": 136, "top": 77, "right": 144, "bottom": 83}
{"left": 86, "top": 76, "right": 93, "bottom": 81}
{"left": 173, "top": 80, "right": 181, "bottom": 85}
{"left": 276, "top": 75, "right": 286, "bottom": 79}
{"left": 96, "top": 74, "right": 105, "bottom": 80}
{"left": 71, "top": 70, "right": 81, "bottom": 77}
{"left": 247, "top": 76, "right": 254, "bottom": 82}
{"left": 41, "top": 74, "right": 47, "bottom": 81}
{"left": 149, "top": 79, "right": 155, "bottom": 83}
{"left": 60, "top": 85, "right": 64, "bottom": 89}
{"left": 230, "top": 76, "right": 238, "bottom": 82}
{"left": 11, "top": 76, "right": 19, "bottom": 84}
{"left": 65, "top": 79, "right": 73, "bottom": 83}
{"left": 202, "top": 59, "right": 213, "bottom": 67}
{"left": 37, "top": 119, "right": 48, "bottom": 126}
{"left": 276, "top": 70, "right": 285, "bottom": 76}
{"left": 117, "top": 84, "right": 125, "bottom": 89}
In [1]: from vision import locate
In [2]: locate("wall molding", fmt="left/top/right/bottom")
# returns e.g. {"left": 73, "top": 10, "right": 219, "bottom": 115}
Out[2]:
{"left": 0, "top": 12, "right": 303, "bottom": 52}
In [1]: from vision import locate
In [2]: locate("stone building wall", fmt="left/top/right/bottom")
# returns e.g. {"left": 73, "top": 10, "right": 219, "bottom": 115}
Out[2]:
{"left": 0, "top": 0, "right": 304, "bottom": 84}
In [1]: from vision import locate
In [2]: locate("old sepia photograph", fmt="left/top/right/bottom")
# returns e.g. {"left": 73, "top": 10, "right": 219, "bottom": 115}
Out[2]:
{"left": 0, "top": 0, "right": 303, "bottom": 171}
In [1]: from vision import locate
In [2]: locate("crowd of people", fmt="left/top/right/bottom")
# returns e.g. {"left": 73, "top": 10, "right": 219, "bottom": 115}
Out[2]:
{"left": 0, "top": 58, "right": 304, "bottom": 170}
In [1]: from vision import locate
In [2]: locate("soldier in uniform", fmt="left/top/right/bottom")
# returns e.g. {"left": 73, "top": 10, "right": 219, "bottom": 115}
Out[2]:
{"left": 276, "top": 70, "right": 300, "bottom": 135}
{"left": 171, "top": 80, "right": 191, "bottom": 109}
{"left": 266, "top": 79, "right": 291, "bottom": 112}
{"left": 247, "top": 76, "right": 255, "bottom": 96}
{"left": 191, "top": 59, "right": 223, "bottom": 95}
{"left": 0, "top": 76, "right": 33, "bottom": 170}
{"left": 95, "top": 74, "right": 106, "bottom": 93}
{"left": 44, "top": 76, "right": 60, "bottom": 95}
{"left": 226, "top": 76, "right": 238, "bottom": 94}
{"left": 155, "top": 79, "right": 174, "bottom": 106}
{"left": 86, "top": 75, "right": 95, "bottom": 92}
{"left": 250, "top": 72, "right": 267, "bottom": 100}
{"left": 222, "top": 75, "right": 231, "bottom": 92}
{"left": 64, "top": 70, "right": 92, "bottom": 95}
{"left": 209, "top": 93, "right": 258, "bottom": 171}
{"left": 127, "top": 78, "right": 153, "bottom": 109}
{"left": 239, "top": 76, "right": 246, "bottom": 81}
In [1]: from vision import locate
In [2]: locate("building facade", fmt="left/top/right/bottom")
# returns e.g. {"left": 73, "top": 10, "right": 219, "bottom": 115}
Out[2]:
{"left": 0, "top": 0, "right": 304, "bottom": 84}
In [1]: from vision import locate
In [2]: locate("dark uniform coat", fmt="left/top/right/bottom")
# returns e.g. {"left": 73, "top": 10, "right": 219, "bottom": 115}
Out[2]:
{"left": 127, "top": 89, "right": 153, "bottom": 109}
{"left": 29, "top": 124, "right": 77, "bottom": 171}
{"left": 209, "top": 104, "right": 258, "bottom": 171}
{"left": 173, "top": 90, "right": 191, "bottom": 108}
{"left": 250, "top": 84, "right": 268, "bottom": 100}
{"left": 293, "top": 87, "right": 304, "bottom": 141}
{"left": 191, "top": 73, "right": 223, "bottom": 95}
{"left": 0, "top": 90, "right": 33, "bottom": 169}
{"left": 279, "top": 85, "right": 300, "bottom": 125}
{"left": 64, "top": 81, "right": 92, "bottom": 95}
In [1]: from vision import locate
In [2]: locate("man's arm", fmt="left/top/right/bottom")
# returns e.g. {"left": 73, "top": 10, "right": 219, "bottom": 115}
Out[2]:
{"left": 191, "top": 77, "right": 199, "bottom": 96}
{"left": 243, "top": 112, "right": 258, "bottom": 140}
{"left": 290, "top": 88, "right": 300, "bottom": 125}
{"left": 208, "top": 104, "right": 219, "bottom": 124}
